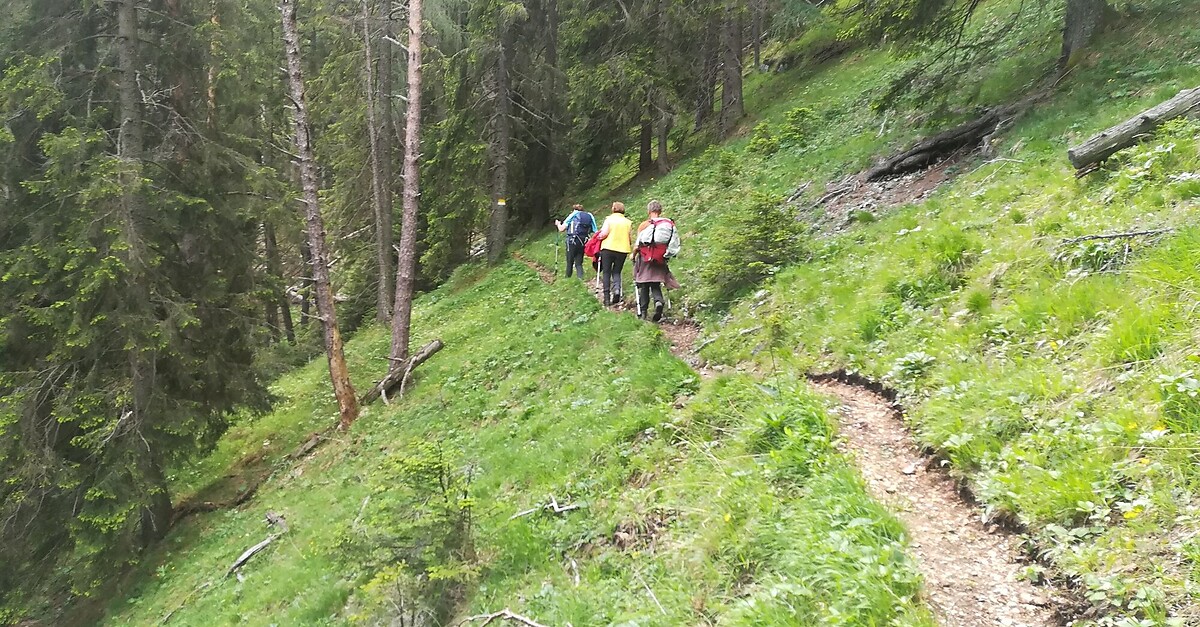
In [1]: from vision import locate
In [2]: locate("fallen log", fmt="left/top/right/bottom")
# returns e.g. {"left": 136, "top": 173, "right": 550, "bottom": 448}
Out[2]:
{"left": 1068, "top": 86, "right": 1200, "bottom": 170}
{"left": 226, "top": 534, "right": 278, "bottom": 577}
{"left": 360, "top": 339, "right": 444, "bottom": 405}
{"left": 865, "top": 105, "right": 1020, "bottom": 181}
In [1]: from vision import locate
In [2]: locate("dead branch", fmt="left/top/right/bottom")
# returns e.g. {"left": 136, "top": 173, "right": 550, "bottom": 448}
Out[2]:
{"left": 458, "top": 609, "right": 549, "bottom": 627}
{"left": 360, "top": 339, "right": 445, "bottom": 405}
{"left": 509, "top": 495, "right": 584, "bottom": 520}
{"left": 225, "top": 534, "right": 279, "bottom": 577}
{"left": 1061, "top": 228, "right": 1173, "bottom": 245}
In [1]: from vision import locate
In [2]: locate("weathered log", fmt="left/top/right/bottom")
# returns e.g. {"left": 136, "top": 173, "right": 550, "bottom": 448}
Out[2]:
{"left": 226, "top": 534, "right": 278, "bottom": 577}
{"left": 865, "top": 106, "right": 1019, "bottom": 181}
{"left": 1067, "top": 86, "right": 1200, "bottom": 170}
{"left": 360, "top": 339, "right": 444, "bottom": 405}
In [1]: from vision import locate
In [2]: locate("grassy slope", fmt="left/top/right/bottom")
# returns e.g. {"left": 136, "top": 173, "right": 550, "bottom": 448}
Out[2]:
{"left": 104, "top": 255, "right": 932, "bottom": 626}
{"left": 103, "top": 1, "right": 1200, "bottom": 624}
{"left": 568, "top": 2, "right": 1200, "bottom": 623}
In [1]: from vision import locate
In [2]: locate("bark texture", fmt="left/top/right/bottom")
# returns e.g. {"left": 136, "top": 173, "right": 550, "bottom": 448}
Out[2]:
{"left": 280, "top": 0, "right": 360, "bottom": 429}
{"left": 719, "top": 1, "right": 744, "bottom": 137}
{"left": 390, "top": 0, "right": 424, "bottom": 365}
{"left": 118, "top": 0, "right": 172, "bottom": 547}
{"left": 486, "top": 29, "right": 512, "bottom": 265}
{"left": 1067, "top": 86, "right": 1200, "bottom": 170}
{"left": 1060, "top": 0, "right": 1110, "bottom": 68}
{"left": 362, "top": 0, "right": 393, "bottom": 322}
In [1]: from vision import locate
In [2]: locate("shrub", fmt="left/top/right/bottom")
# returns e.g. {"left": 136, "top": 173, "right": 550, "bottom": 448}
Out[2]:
{"left": 342, "top": 441, "right": 477, "bottom": 624}
{"left": 748, "top": 122, "right": 780, "bottom": 155}
{"left": 781, "top": 107, "right": 817, "bottom": 145}
{"left": 700, "top": 192, "right": 807, "bottom": 307}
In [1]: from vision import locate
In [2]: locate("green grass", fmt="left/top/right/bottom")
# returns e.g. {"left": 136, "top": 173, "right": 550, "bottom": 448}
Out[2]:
{"left": 97, "top": 1, "right": 1200, "bottom": 624}
{"left": 102, "top": 250, "right": 931, "bottom": 626}
{"left": 558, "top": 1, "right": 1200, "bottom": 622}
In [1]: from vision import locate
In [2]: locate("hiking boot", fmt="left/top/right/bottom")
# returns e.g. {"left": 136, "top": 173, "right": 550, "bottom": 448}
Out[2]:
{"left": 652, "top": 303, "right": 664, "bottom": 322}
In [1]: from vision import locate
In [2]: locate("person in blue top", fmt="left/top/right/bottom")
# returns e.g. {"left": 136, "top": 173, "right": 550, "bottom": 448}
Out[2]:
{"left": 555, "top": 204, "right": 598, "bottom": 280}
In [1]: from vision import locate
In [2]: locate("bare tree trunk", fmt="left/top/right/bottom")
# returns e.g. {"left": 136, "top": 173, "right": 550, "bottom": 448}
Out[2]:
{"left": 695, "top": 16, "right": 719, "bottom": 131}
{"left": 638, "top": 91, "right": 654, "bottom": 175}
{"left": 118, "top": 0, "right": 172, "bottom": 547}
{"left": 207, "top": 0, "right": 219, "bottom": 129}
{"left": 751, "top": 0, "right": 763, "bottom": 69}
{"left": 657, "top": 94, "right": 672, "bottom": 174}
{"left": 389, "top": 0, "right": 424, "bottom": 365}
{"left": 362, "top": 0, "right": 393, "bottom": 323}
{"left": 1060, "top": 0, "right": 1111, "bottom": 69}
{"left": 485, "top": 30, "right": 511, "bottom": 266}
{"left": 299, "top": 236, "right": 313, "bottom": 327}
{"left": 720, "top": 0, "right": 744, "bottom": 137}
{"left": 280, "top": 0, "right": 359, "bottom": 429}
{"left": 265, "top": 221, "right": 295, "bottom": 344}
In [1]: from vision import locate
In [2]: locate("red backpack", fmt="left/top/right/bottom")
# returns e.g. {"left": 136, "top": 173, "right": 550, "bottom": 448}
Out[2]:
{"left": 637, "top": 218, "right": 674, "bottom": 263}
{"left": 583, "top": 232, "right": 602, "bottom": 260}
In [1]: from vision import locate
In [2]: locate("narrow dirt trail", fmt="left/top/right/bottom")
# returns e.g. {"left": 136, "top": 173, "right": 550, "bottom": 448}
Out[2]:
{"left": 811, "top": 376, "right": 1063, "bottom": 627}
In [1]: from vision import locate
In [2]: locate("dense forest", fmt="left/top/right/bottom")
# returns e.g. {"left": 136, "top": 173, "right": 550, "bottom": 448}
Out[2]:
{"left": 2, "top": 0, "right": 1194, "bottom": 624}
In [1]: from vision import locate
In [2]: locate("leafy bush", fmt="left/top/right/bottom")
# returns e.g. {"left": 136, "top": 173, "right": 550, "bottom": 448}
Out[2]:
{"left": 748, "top": 122, "right": 780, "bottom": 155}
{"left": 781, "top": 107, "right": 817, "bottom": 145}
{"left": 700, "top": 192, "right": 807, "bottom": 307}
{"left": 343, "top": 441, "right": 477, "bottom": 624}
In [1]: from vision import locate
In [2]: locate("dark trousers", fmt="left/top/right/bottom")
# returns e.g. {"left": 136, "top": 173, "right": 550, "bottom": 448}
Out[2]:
{"left": 600, "top": 250, "right": 627, "bottom": 304}
{"left": 565, "top": 238, "right": 585, "bottom": 279}
{"left": 636, "top": 282, "right": 664, "bottom": 317}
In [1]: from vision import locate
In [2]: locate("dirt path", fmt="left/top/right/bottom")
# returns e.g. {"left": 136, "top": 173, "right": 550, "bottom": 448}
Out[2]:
{"left": 810, "top": 376, "right": 1063, "bottom": 627}
{"left": 512, "top": 252, "right": 556, "bottom": 284}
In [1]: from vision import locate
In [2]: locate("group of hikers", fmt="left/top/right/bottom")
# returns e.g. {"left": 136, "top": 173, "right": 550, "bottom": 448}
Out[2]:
{"left": 555, "top": 200, "right": 681, "bottom": 322}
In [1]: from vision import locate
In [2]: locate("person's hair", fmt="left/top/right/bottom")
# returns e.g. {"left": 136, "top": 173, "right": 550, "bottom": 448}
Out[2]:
{"left": 647, "top": 200, "right": 662, "bottom": 215}
{"left": 612, "top": 202, "right": 626, "bottom": 214}
{"left": 572, "top": 204, "right": 583, "bottom": 211}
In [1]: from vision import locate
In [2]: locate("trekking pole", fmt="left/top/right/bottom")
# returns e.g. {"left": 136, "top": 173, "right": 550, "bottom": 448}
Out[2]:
{"left": 555, "top": 233, "right": 561, "bottom": 271}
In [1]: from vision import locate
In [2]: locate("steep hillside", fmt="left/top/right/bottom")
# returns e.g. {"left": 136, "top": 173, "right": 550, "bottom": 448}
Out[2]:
{"left": 99, "top": 258, "right": 934, "bottom": 626}
{"left": 94, "top": 3, "right": 1200, "bottom": 626}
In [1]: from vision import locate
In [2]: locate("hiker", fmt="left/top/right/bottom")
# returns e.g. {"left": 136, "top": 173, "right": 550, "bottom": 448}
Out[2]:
{"left": 595, "top": 201, "right": 633, "bottom": 306}
{"left": 555, "top": 204, "right": 597, "bottom": 279}
{"left": 633, "top": 200, "right": 681, "bottom": 321}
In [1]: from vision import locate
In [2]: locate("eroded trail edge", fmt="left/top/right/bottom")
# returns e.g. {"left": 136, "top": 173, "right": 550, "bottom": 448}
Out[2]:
{"left": 809, "top": 373, "right": 1064, "bottom": 627}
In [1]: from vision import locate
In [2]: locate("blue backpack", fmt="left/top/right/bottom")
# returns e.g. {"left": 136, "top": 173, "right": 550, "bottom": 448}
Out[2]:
{"left": 567, "top": 211, "right": 594, "bottom": 239}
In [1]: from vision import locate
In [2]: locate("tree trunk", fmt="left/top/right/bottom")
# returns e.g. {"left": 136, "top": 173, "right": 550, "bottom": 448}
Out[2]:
{"left": 299, "top": 236, "right": 313, "bottom": 327}
{"left": 362, "top": 0, "right": 393, "bottom": 323}
{"left": 265, "top": 221, "right": 295, "bottom": 344}
{"left": 751, "top": 0, "right": 763, "bottom": 70}
{"left": 279, "top": 0, "right": 360, "bottom": 429}
{"left": 389, "top": 0, "right": 424, "bottom": 365}
{"left": 1060, "top": 0, "right": 1110, "bottom": 69}
{"left": 207, "top": 0, "right": 219, "bottom": 129}
{"left": 118, "top": 0, "right": 170, "bottom": 547}
{"left": 638, "top": 92, "right": 654, "bottom": 174}
{"left": 1067, "top": 86, "right": 1200, "bottom": 170}
{"left": 694, "top": 17, "right": 719, "bottom": 131}
{"left": 137, "top": 452, "right": 173, "bottom": 546}
{"left": 486, "top": 31, "right": 511, "bottom": 266}
{"left": 719, "top": 2, "right": 744, "bottom": 137}
{"left": 657, "top": 95, "right": 672, "bottom": 174}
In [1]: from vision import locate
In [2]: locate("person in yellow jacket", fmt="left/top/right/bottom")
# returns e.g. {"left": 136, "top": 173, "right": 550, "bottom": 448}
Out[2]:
{"left": 595, "top": 201, "right": 633, "bottom": 306}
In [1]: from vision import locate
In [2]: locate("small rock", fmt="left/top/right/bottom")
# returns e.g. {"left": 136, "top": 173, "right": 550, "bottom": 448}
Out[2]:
{"left": 1019, "top": 592, "right": 1048, "bottom": 607}
{"left": 902, "top": 462, "right": 918, "bottom": 475}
